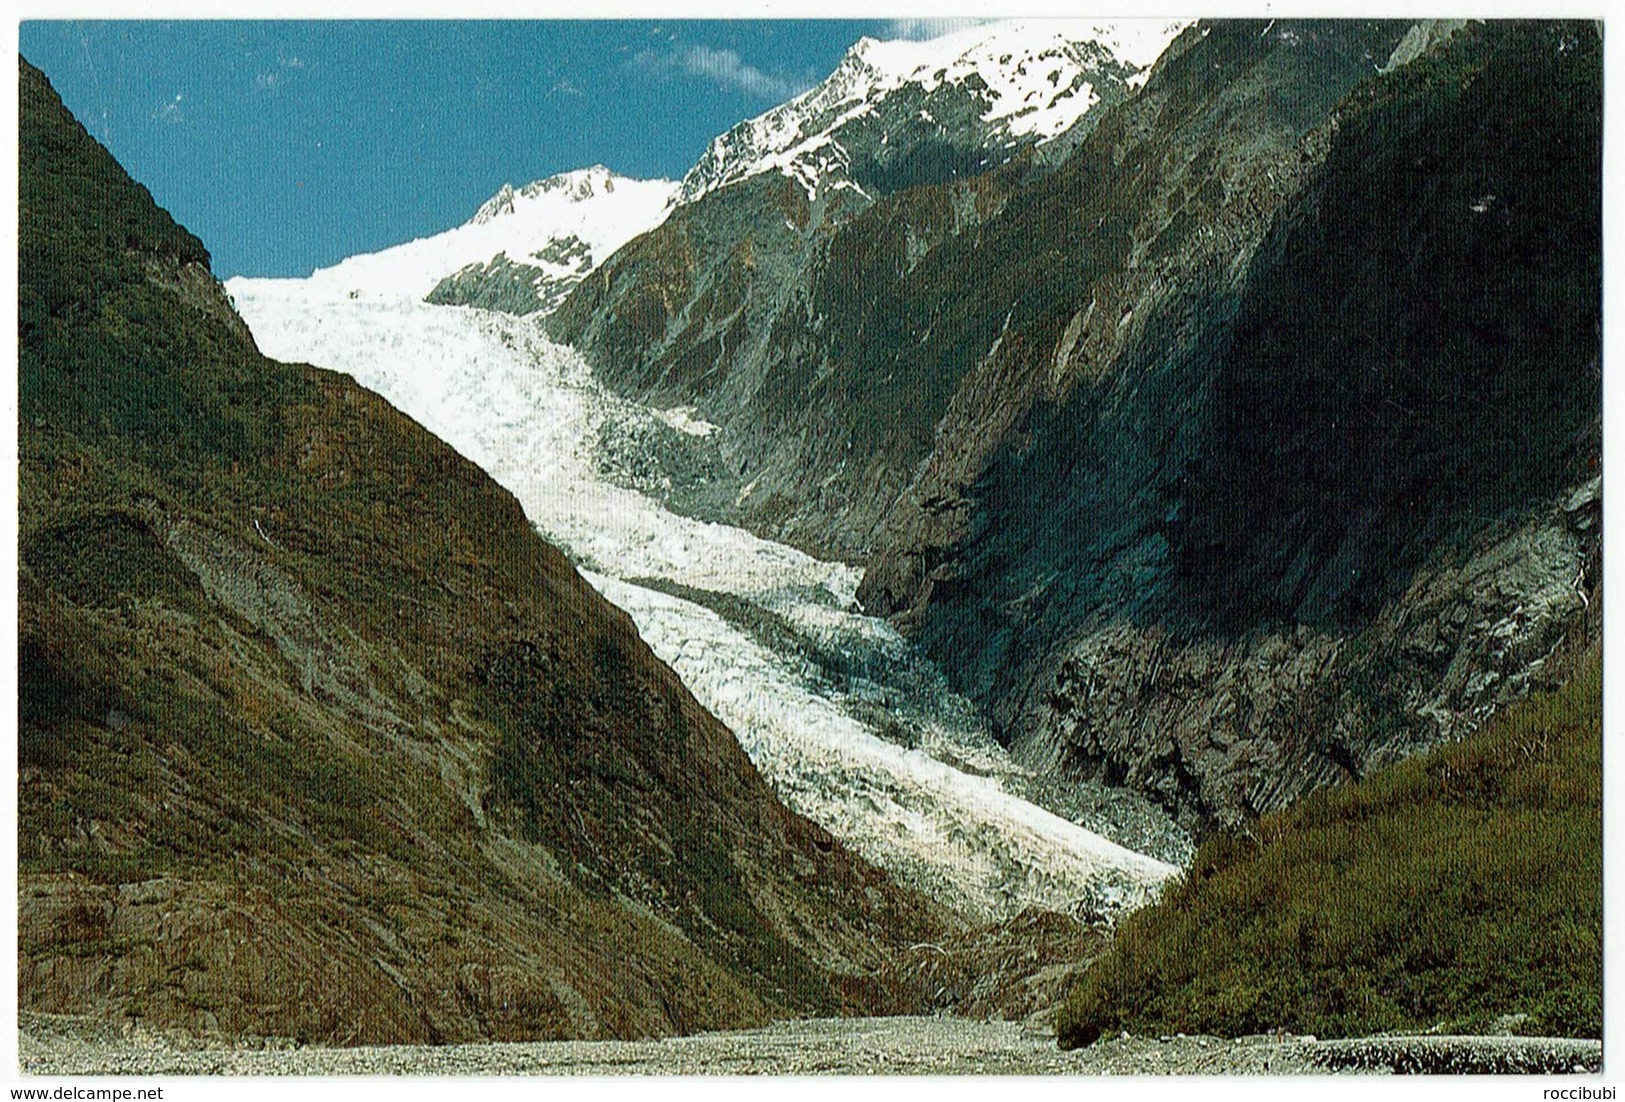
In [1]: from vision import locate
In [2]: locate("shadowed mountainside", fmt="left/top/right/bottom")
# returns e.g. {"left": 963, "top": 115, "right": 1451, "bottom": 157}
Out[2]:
{"left": 869, "top": 19, "right": 1601, "bottom": 829}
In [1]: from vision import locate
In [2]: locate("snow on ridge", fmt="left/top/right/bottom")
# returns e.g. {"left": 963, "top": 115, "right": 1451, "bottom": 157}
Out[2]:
{"left": 855, "top": 17, "right": 1194, "bottom": 139}
{"left": 473, "top": 164, "right": 626, "bottom": 223}
{"left": 679, "top": 18, "right": 1194, "bottom": 203}
{"left": 294, "top": 167, "right": 679, "bottom": 303}
{"left": 276, "top": 20, "right": 1194, "bottom": 306}
{"left": 851, "top": 18, "right": 1189, "bottom": 89}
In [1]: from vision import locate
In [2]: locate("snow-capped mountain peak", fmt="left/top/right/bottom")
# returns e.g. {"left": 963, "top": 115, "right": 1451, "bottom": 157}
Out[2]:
{"left": 278, "top": 21, "right": 1192, "bottom": 314}
{"left": 472, "top": 181, "right": 519, "bottom": 223}
{"left": 472, "top": 164, "right": 626, "bottom": 224}
{"left": 677, "top": 18, "right": 1193, "bottom": 204}
{"left": 294, "top": 165, "right": 677, "bottom": 308}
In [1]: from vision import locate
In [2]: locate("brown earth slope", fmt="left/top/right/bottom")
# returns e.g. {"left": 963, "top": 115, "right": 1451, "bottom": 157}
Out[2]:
{"left": 17, "top": 57, "right": 938, "bottom": 1046}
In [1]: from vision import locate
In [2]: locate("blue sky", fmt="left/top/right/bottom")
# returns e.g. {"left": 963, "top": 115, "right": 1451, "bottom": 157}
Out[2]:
{"left": 20, "top": 20, "right": 964, "bottom": 277}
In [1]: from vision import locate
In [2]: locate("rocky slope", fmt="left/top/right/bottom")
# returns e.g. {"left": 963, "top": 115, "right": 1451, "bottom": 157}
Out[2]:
{"left": 550, "top": 19, "right": 1602, "bottom": 832}
{"left": 549, "top": 21, "right": 1412, "bottom": 562}
{"left": 865, "top": 19, "right": 1602, "bottom": 830}
{"left": 17, "top": 57, "right": 938, "bottom": 1046}
{"left": 543, "top": 21, "right": 1189, "bottom": 544}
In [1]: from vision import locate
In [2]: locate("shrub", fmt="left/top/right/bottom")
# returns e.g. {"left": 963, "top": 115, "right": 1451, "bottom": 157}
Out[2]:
{"left": 1057, "top": 651, "right": 1601, "bottom": 1047}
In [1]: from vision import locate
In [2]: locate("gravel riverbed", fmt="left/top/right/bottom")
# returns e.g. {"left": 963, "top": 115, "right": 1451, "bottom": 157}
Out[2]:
{"left": 20, "top": 1013, "right": 1602, "bottom": 1076}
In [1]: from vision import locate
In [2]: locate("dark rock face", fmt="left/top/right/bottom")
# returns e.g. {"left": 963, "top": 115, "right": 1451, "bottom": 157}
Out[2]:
{"left": 855, "top": 17, "right": 1421, "bottom": 624}
{"left": 17, "top": 58, "right": 936, "bottom": 1045}
{"left": 547, "top": 169, "right": 877, "bottom": 549}
{"left": 426, "top": 240, "right": 593, "bottom": 316}
{"left": 869, "top": 20, "right": 1603, "bottom": 830}
{"left": 555, "top": 20, "right": 1602, "bottom": 832}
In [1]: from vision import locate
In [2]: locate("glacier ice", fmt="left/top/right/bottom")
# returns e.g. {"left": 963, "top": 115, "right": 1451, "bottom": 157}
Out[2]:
{"left": 227, "top": 275, "right": 1178, "bottom": 921}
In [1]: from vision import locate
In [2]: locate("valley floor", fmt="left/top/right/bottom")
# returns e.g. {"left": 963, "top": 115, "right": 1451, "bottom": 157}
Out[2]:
{"left": 20, "top": 1013, "right": 1601, "bottom": 1076}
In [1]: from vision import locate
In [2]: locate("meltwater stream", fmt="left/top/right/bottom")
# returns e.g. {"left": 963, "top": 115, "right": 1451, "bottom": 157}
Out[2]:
{"left": 227, "top": 279, "right": 1178, "bottom": 921}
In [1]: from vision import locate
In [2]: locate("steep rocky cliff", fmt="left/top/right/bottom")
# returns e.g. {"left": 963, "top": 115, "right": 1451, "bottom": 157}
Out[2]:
{"left": 551, "top": 20, "right": 1601, "bottom": 832}
{"left": 18, "top": 58, "right": 936, "bottom": 1045}
{"left": 868, "top": 20, "right": 1602, "bottom": 830}
{"left": 552, "top": 22, "right": 1413, "bottom": 560}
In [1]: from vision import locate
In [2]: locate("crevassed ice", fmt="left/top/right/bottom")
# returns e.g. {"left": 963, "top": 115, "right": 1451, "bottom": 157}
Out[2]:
{"left": 591, "top": 572, "right": 1174, "bottom": 919}
{"left": 229, "top": 280, "right": 852, "bottom": 602}
{"left": 226, "top": 276, "right": 1176, "bottom": 920}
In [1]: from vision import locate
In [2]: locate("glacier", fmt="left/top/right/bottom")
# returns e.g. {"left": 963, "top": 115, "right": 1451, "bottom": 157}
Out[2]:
{"left": 227, "top": 277, "right": 1178, "bottom": 921}
{"left": 219, "top": 17, "right": 1207, "bottom": 921}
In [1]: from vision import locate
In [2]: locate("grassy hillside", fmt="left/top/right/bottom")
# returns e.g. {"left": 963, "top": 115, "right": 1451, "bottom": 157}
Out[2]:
{"left": 1057, "top": 647, "right": 1602, "bottom": 1047}
{"left": 18, "top": 56, "right": 935, "bottom": 1044}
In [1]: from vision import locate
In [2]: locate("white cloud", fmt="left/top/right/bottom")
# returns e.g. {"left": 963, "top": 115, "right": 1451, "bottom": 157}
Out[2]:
{"left": 882, "top": 18, "right": 994, "bottom": 41}
{"left": 682, "top": 45, "right": 798, "bottom": 98}
{"left": 634, "top": 43, "right": 812, "bottom": 101}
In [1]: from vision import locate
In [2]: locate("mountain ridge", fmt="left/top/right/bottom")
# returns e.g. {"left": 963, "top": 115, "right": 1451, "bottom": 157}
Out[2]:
{"left": 425, "top": 21, "right": 1190, "bottom": 328}
{"left": 305, "top": 163, "right": 678, "bottom": 315}
{"left": 675, "top": 19, "right": 1191, "bottom": 205}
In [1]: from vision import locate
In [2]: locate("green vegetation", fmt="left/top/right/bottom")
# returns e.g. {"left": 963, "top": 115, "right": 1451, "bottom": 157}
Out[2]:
{"left": 1057, "top": 650, "right": 1602, "bottom": 1047}
{"left": 19, "top": 56, "right": 304, "bottom": 479}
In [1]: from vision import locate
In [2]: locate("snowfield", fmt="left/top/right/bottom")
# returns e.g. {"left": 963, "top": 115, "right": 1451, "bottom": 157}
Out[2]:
{"left": 291, "top": 166, "right": 677, "bottom": 304}
{"left": 227, "top": 274, "right": 1176, "bottom": 922}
